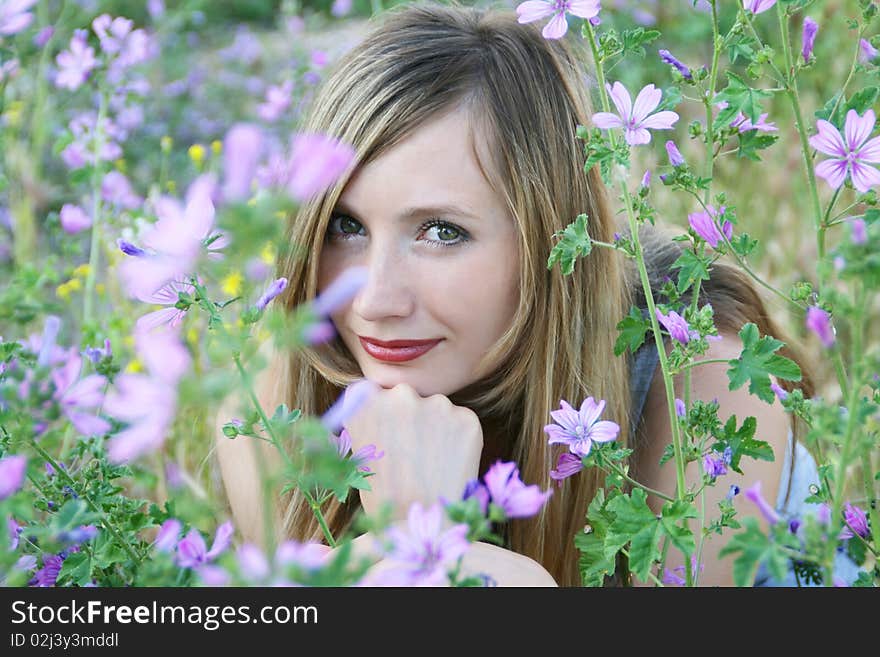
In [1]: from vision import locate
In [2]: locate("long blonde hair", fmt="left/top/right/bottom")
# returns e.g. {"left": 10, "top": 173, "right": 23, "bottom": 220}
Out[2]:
{"left": 271, "top": 2, "right": 630, "bottom": 586}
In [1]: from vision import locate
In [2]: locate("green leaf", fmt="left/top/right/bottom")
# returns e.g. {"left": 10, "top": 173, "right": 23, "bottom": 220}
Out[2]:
{"left": 736, "top": 131, "right": 778, "bottom": 162}
{"left": 659, "top": 500, "right": 698, "bottom": 556}
{"left": 59, "top": 552, "right": 93, "bottom": 587}
{"left": 620, "top": 27, "right": 661, "bottom": 58}
{"left": 547, "top": 214, "right": 593, "bottom": 276}
{"left": 606, "top": 488, "right": 662, "bottom": 582}
{"left": 671, "top": 249, "right": 711, "bottom": 294}
{"left": 718, "top": 415, "right": 774, "bottom": 473}
{"left": 727, "top": 323, "right": 802, "bottom": 403}
{"left": 575, "top": 490, "right": 618, "bottom": 587}
{"left": 713, "top": 71, "right": 774, "bottom": 127}
{"left": 814, "top": 91, "right": 845, "bottom": 127}
{"left": 846, "top": 86, "right": 879, "bottom": 115}
{"left": 614, "top": 306, "right": 649, "bottom": 356}
{"left": 718, "top": 517, "right": 789, "bottom": 586}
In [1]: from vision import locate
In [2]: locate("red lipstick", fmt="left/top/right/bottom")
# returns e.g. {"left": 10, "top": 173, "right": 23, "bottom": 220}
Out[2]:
{"left": 358, "top": 336, "right": 442, "bottom": 363}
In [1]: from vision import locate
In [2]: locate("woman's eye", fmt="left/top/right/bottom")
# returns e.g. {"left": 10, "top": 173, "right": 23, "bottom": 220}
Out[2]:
{"left": 327, "top": 214, "right": 364, "bottom": 238}
{"left": 421, "top": 221, "right": 468, "bottom": 246}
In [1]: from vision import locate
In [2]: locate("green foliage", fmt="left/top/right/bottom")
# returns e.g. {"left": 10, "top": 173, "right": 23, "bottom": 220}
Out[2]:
{"left": 547, "top": 214, "right": 593, "bottom": 276}
{"left": 726, "top": 323, "right": 802, "bottom": 403}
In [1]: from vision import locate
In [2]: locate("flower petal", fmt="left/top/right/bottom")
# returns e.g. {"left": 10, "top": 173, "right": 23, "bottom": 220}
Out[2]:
{"left": 578, "top": 397, "right": 605, "bottom": 427}
{"left": 606, "top": 81, "right": 633, "bottom": 122}
{"left": 625, "top": 127, "right": 652, "bottom": 145}
{"left": 856, "top": 135, "right": 880, "bottom": 163}
{"left": 815, "top": 158, "right": 849, "bottom": 189}
{"left": 541, "top": 12, "right": 569, "bottom": 40}
{"left": 591, "top": 112, "right": 624, "bottom": 130}
{"left": 639, "top": 110, "right": 679, "bottom": 130}
{"left": 567, "top": 0, "right": 601, "bottom": 19}
{"left": 588, "top": 420, "right": 620, "bottom": 444}
{"left": 809, "top": 120, "right": 847, "bottom": 156}
{"left": 515, "top": 1, "right": 556, "bottom": 24}
{"left": 850, "top": 161, "right": 880, "bottom": 193}
{"left": 631, "top": 84, "right": 662, "bottom": 123}
{"left": 844, "top": 109, "right": 875, "bottom": 152}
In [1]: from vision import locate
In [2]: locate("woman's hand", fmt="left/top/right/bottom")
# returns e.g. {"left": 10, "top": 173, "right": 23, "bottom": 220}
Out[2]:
{"left": 342, "top": 382, "right": 483, "bottom": 523}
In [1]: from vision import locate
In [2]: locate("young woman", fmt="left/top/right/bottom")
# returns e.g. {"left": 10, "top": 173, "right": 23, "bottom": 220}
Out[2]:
{"left": 215, "top": 2, "right": 825, "bottom": 586}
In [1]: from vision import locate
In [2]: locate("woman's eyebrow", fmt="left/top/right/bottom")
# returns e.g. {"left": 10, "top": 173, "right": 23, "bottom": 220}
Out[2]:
{"left": 334, "top": 200, "right": 480, "bottom": 222}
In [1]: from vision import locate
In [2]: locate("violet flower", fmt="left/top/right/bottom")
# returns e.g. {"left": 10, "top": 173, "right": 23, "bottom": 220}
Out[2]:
{"left": 515, "top": 0, "right": 601, "bottom": 40}
{"left": 744, "top": 0, "right": 776, "bottom": 15}
{"left": 665, "top": 140, "right": 685, "bottom": 166}
{"left": 483, "top": 460, "right": 552, "bottom": 519}
{"left": 8, "top": 516, "right": 23, "bottom": 550}
{"left": 462, "top": 479, "right": 490, "bottom": 514}
{"left": 730, "top": 111, "right": 777, "bottom": 133}
{"left": 809, "top": 109, "right": 880, "bottom": 193}
{"left": 658, "top": 49, "right": 692, "bottom": 80}
{"left": 135, "top": 279, "right": 195, "bottom": 333}
{"left": 655, "top": 308, "right": 691, "bottom": 345}
{"left": 592, "top": 81, "right": 679, "bottom": 146}
{"left": 59, "top": 204, "right": 91, "bottom": 235}
{"left": 801, "top": 17, "right": 818, "bottom": 63}
{"left": 257, "top": 81, "right": 293, "bottom": 123}
{"left": 688, "top": 204, "right": 732, "bottom": 249}
{"left": 0, "top": 0, "right": 37, "bottom": 36}
{"left": 770, "top": 382, "right": 788, "bottom": 402}
{"left": 101, "top": 171, "right": 142, "bottom": 210}
{"left": 674, "top": 398, "right": 686, "bottom": 417}
{"left": 154, "top": 518, "right": 182, "bottom": 552}
{"left": 702, "top": 452, "right": 728, "bottom": 479}
{"left": 330, "top": 427, "right": 384, "bottom": 473}
{"left": 55, "top": 30, "right": 97, "bottom": 91}
{"left": 255, "top": 277, "right": 287, "bottom": 311}
{"left": 743, "top": 480, "right": 780, "bottom": 525}
{"left": 859, "top": 38, "right": 879, "bottom": 64}
{"left": 320, "top": 378, "right": 379, "bottom": 435}
{"left": 222, "top": 123, "right": 264, "bottom": 202}
{"left": 29, "top": 553, "right": 63, "bottom": 587}
{"left": 311, "top": 266, "right": 369, "bottom": 317}
{"left": 287, "top": 133, "right": 356, "bottom": 202}
{"left": 851, "top": 217, "right": 867, "bottom": 245}
{"left": 839, "top": 502, "right": 869, "bottom": 540}
{"left": 371, "top": 502, "right": 469, "bottom": 587}
{"left": 103, "top": 373, "right": 177, "bottom": 463}
{"left": 805, "top": 306, "right": 835, "bottom": 348}
{"left": 52, "top": 352, "right": 111, "bottom": 436}
{"left": 544, "top": 396, "right": 620, "bottom": 457}
{"left": 176, "top": 521, "right": 234, "bottom": 569}
{"left": 0, "top": 455, "right": 26, "bottom": 500}
{"left": 549, "top": 452, "right": 583, "bottom": 486}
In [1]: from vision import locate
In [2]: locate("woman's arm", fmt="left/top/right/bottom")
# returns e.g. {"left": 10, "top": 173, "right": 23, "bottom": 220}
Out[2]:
{"left": 633, "top": 331, "right": 791, "bottom": 586}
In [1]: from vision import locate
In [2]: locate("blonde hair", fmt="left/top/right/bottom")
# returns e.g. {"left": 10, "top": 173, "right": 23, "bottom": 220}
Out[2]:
{"left": 267, "top": 1, "right": 813, "bottom": 586}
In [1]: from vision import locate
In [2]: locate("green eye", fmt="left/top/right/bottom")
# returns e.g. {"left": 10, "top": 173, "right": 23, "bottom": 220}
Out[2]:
{"left": 339, "top": 216, "right": 361, "bottom": 234}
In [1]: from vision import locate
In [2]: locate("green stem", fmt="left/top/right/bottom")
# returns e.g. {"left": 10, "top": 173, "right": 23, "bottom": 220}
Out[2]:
{"left": 82, "top": 90, "right": 108, "bottom": 328}
{"left": 607, "top": 464, "right": 675, "bottom": 503}
{"left": 675, "top": 357, "right": 731, "bottom": 373}
{"left": 859, "top": 449, "right": 879, "bottom": 560}
{"left": 586, "top": 20, "right": 692, "bottom": 586}
{"left": 30, "top": 441, "right": 141, "bottom": 565}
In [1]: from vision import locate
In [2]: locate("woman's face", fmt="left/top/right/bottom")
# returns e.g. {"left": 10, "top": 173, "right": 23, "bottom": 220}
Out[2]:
{"left": 316, "top": 105, "right": 520, "bottom": 397}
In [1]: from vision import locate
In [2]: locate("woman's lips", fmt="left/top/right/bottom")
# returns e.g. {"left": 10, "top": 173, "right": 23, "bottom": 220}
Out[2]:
{"left": 358, "top": 336, "right": 442, "bottom": 363}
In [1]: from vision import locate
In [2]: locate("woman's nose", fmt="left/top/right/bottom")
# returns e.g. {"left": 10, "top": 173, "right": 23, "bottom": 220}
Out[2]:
{"left": 350, "top": 247, "right": 415, "bottom": 321}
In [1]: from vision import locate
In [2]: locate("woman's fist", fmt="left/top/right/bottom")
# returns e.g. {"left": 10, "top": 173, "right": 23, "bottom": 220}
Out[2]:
{"left": 342, "top": 383, "right": 483, "bottom": 523}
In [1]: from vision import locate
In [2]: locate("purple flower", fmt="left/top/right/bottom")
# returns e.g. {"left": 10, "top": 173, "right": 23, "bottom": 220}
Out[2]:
{"left": 134, "top": 279, "right": 195, "bottom": 333}
{"left": 372, "top": 502, "right": 469, "bottom": 586}
{"left": 702, "top": 452, "right": 728, "bottom": 479}
{"left": 770, "top": 382, "right": 788, "bottom": 401}
{"left": 0, "top": 0, "right": 37, "bottom": 36}
{"left": 101, "top": 171, "right": 142, "bottom": 210}
{"left": 674, "top": 398, "right": 686, "bottom": 417}
{"left": 483, "top": 461, "right": 552, "bottom": 519}
{"left": 117, "top": 239, "right": 146, "bottom": 257}
{"left": 257, "top": 80, "right": 293, "bottom": 123}
{"left": 331, "top": 0, "right": 353, "bottom": 17}
{"left": 84, "top": 338, "right": 112, "bottom": 364}
{"left": 33, "top": 25, "right": 54, "bottom": 48}
{"left": 52, "top": 353, "right": 111, "bottom": 436}
{"left": 743, "top": 480, "right": 780, "bottom": 525}
{"left": 303, "top": 320, "right": 336, "bottom": 346}
{"left": 805, "top": 306, "right": 835, "bottom": 348}
{"left": 744, "top": 0, "right": 777, "bottom": 15}
{"left": 57, "top": 524, "right": 98, "bottom": 545}
{"left": 809, "top": 109, "right": 880, "bottom": 193}
{"left": 55, "top": 30, "right": 97, "bottom": 91}
{"left": 688, "top": 204, "right": 732, "bottom": 249}
{"left": 658, "top": 49, "right": 692, "bottom": 80}
{"left": 154, "top": 518, "right": 182, "bottom": 552}
{"left": 29, "top": 553, "right": 63, "bottom": 587}
{"left": 176, "top": 521, "right": 234, "bottom": 569}
{"left": 839, "top": 502, "right": 869, "bottom": 540}
{"left": 321, "top": 378, "right": 379, "bottom": 435}
{"left": 36, "top": 315, "right": 62, "bottom": 368}
{"left": 462, "top": 479, "right": 490, "bottom": 514}
{"left": 662, "top": 555, "right": 703, "bottom": 586}
{"left": 103, "top": 374, "right": 176, "bottom": 463}
{"left": 311, "top": 265, "right": 369, "bottom": 317}
{"left": 544, "top": 396, "right": 620, "bottom": 457}
{"left": 237, "top": 544, "right": 271, "bottom": 581}
{"left": 8, "top": 516, "right": 23, "bottom": 550}
{"left": 859, "top": 39, "right": 879, "bottom": 64}
{"left": 330, "top": 427, "right": 384, "bottom": 473}
{"left": 0, "top": 455, "right": 26, "bottom": 500}
{"left": 287, "top": 133, "right": 355, "bottom": 201}
{"left": 789, "top": 518, "right": 801, "bottom": 534}
{"left": 665, "top": 140, "right": 685, "bottom": 166}
{"left": 802, "top": 17, "right": 818, "bottom": 63}
{"left": 147, "top": 0, "right": 165, "bottom": 20}
{"left": 592, "top": 82, "right": 679, "bottom": 146}
{"left": 255, "top": 277, "right": 288, "bottom": 311}
{"left": 222, "top": 123, "right": 264, "bottom": 202}
{"left": 655, "top": 308, "right": 691, "bottom": 345}
{"left": 59, "top": 204, "right": 91, "bottom": 234}
{"left": 515, "top": 0, "right": 601, "bottom": 40}
{"left": 549, "top": 452, "right": 583, "bottom": 485}
{"left": 727, "top": 105, "right": 778, "bottom": 133}
{"left": 133, "top": 326, "right": 191, "bottom": 386}
{"left": 851, "top": 217, "right": 867, "bottom": 245}
{"left": 640, "top": 170, "right": 651, "bottom": 188}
